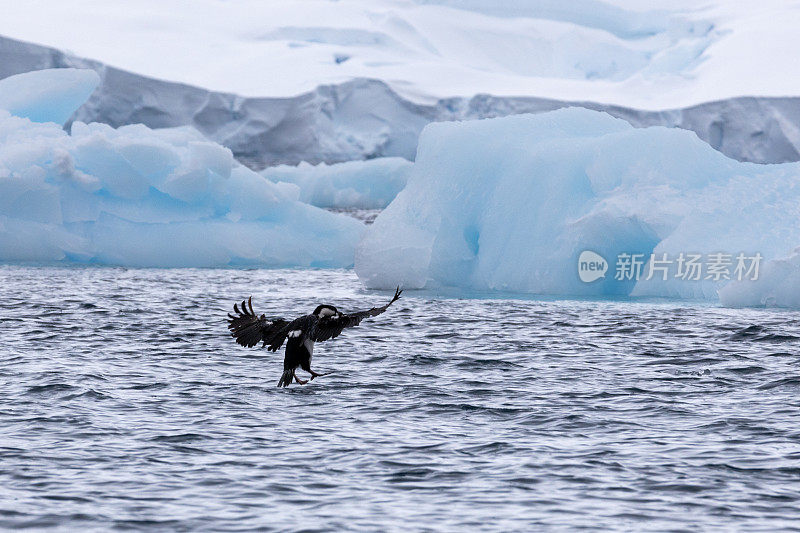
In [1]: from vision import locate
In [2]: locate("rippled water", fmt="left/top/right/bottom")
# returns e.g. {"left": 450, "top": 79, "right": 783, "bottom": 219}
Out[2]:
{"left": 2, "top": 266, "right": 800, "bottom": 531}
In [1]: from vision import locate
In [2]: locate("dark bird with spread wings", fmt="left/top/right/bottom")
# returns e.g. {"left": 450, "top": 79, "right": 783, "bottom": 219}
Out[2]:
{"left": 227, "top": 288, "right": 402, "bottom": 387}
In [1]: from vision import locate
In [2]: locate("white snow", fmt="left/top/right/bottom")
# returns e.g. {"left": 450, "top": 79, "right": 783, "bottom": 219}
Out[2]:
{"left": 262, "top": 158, "right": 412, "bottom": 209}
{"left": 0, "top": 69, "right": 363, "bottom": 267}
{"left": 355, "top": 108, "right": 800, "bottom": 307}
{"left": 0, "top": 0, "right": 797, "bottom": 109}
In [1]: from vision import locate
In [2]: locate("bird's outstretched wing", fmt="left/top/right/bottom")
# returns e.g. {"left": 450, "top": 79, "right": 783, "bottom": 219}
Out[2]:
{"left": 227, "top": 297, "right": 289, "bottom": 348}
{"left": 311, "top": 287, "right": 402, "bottom": 342}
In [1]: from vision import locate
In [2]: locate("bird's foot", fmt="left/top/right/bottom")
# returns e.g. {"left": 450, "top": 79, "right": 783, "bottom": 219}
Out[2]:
{"left": 309, "top": 371, "right": 331, "bottom": 381}
{"left": 293, "top": 373, "right": 308, "bottom": 385}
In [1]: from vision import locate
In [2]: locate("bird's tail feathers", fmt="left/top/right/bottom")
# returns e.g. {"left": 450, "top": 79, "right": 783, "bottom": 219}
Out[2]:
{"left": 277, "top": 368, "right": 293, "bottom": 388}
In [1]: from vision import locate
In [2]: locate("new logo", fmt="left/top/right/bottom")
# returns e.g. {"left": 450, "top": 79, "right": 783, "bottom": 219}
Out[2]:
{"left": 578, "top": 250, "right": 607, "bottom": 283}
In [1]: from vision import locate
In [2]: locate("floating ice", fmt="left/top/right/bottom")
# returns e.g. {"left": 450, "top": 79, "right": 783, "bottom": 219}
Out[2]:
{"left": 262, "top": 158, "right": 412, "bottom": 209}
{"left": 719, "top": 251, "right": 800, "bottom": 308}
{"left": 0, "top": 70, "right": 363, "bottom": 267}
{"left": 355, "top": 108, "right": 800, "bottom": 307}
{"left": 0, "top": 68, "right": 100, "bottom": 125}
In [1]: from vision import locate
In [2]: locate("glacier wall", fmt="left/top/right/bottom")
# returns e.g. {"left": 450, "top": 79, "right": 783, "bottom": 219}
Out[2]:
{"left": 2, "top": 35, "right": 800, "bottom": 168}
{"left": 355, "top": 109, "right": 800, "bottom": 307}
{"left": 0, "top": 69, "right": 363, "bottom": 267}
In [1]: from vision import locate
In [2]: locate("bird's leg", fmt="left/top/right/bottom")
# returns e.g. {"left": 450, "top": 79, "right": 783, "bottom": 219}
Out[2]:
{"left": 309, "top": 370, "right": 331, "bottom": 381}
{"left": 293, "top": 371, "right": 308, "bottom": 385}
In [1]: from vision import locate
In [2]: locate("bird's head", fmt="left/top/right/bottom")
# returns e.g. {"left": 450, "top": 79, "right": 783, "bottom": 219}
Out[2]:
{"left": 313, "top": 304, "right": 339, "bottom": 318}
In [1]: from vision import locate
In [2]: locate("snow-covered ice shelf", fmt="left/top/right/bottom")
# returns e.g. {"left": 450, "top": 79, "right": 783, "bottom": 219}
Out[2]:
{"left": 0, "top": 0, "right": 797, "bottom": 110}
{"left": 2, "top": 2, "right": 800, "bottom": 167}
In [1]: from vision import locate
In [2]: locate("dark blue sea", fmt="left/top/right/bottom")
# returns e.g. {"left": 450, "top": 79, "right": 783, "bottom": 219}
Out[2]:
{"left": 1, "top": 266, "right": 800, "bottom": 531}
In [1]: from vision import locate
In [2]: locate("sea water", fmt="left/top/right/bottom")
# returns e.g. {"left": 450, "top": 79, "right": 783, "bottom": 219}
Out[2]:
{"left": 1, "top": 266, "right": 799, "bottom": 531}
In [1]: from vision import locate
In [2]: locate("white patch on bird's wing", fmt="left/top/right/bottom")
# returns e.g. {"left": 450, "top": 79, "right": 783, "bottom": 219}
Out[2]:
{"left": 303, "top": 338, "right": 315, "bottom": 355}
{"left": 288, "top": 330, "right": 301, "bottom": 338}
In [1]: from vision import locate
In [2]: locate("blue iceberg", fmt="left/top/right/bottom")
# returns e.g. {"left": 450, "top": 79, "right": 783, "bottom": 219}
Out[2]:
{"left": 0, "top": 68, "right": 100, "bottom": 126}
{"left": 0, "top": 69, "right": 363, "bottom": 267}
{"left": 262, "top": 158, "right": 412, "bottom": 210}
{"left": 356, "top": 108, "right": 800, "bottom": 307}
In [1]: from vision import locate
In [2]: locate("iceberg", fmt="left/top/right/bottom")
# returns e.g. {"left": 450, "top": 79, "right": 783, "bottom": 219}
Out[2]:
{"left": 0, "top": 69, "right": 363, "bottom": 267}
{"left": 355, "top": 108, "right": 800, "bottom": 307}
{"left": 261, "top": 158, "right": 412, "bottom": 210}
{"left": 719, "top": 251, "right": 800, "bottom": 308}
{"left": 0, "top": 68, "right": 100, "bottom": 126}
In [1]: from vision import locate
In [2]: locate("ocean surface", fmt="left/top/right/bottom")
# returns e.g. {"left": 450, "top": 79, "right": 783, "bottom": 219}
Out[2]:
{"left": 1, "top": 266, "right": 800, "bottom": 532}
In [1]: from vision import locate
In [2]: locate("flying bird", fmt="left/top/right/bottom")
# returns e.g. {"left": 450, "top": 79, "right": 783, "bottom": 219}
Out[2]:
{"left": 227, "top": 287, "right": 402, "bottom": 387}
